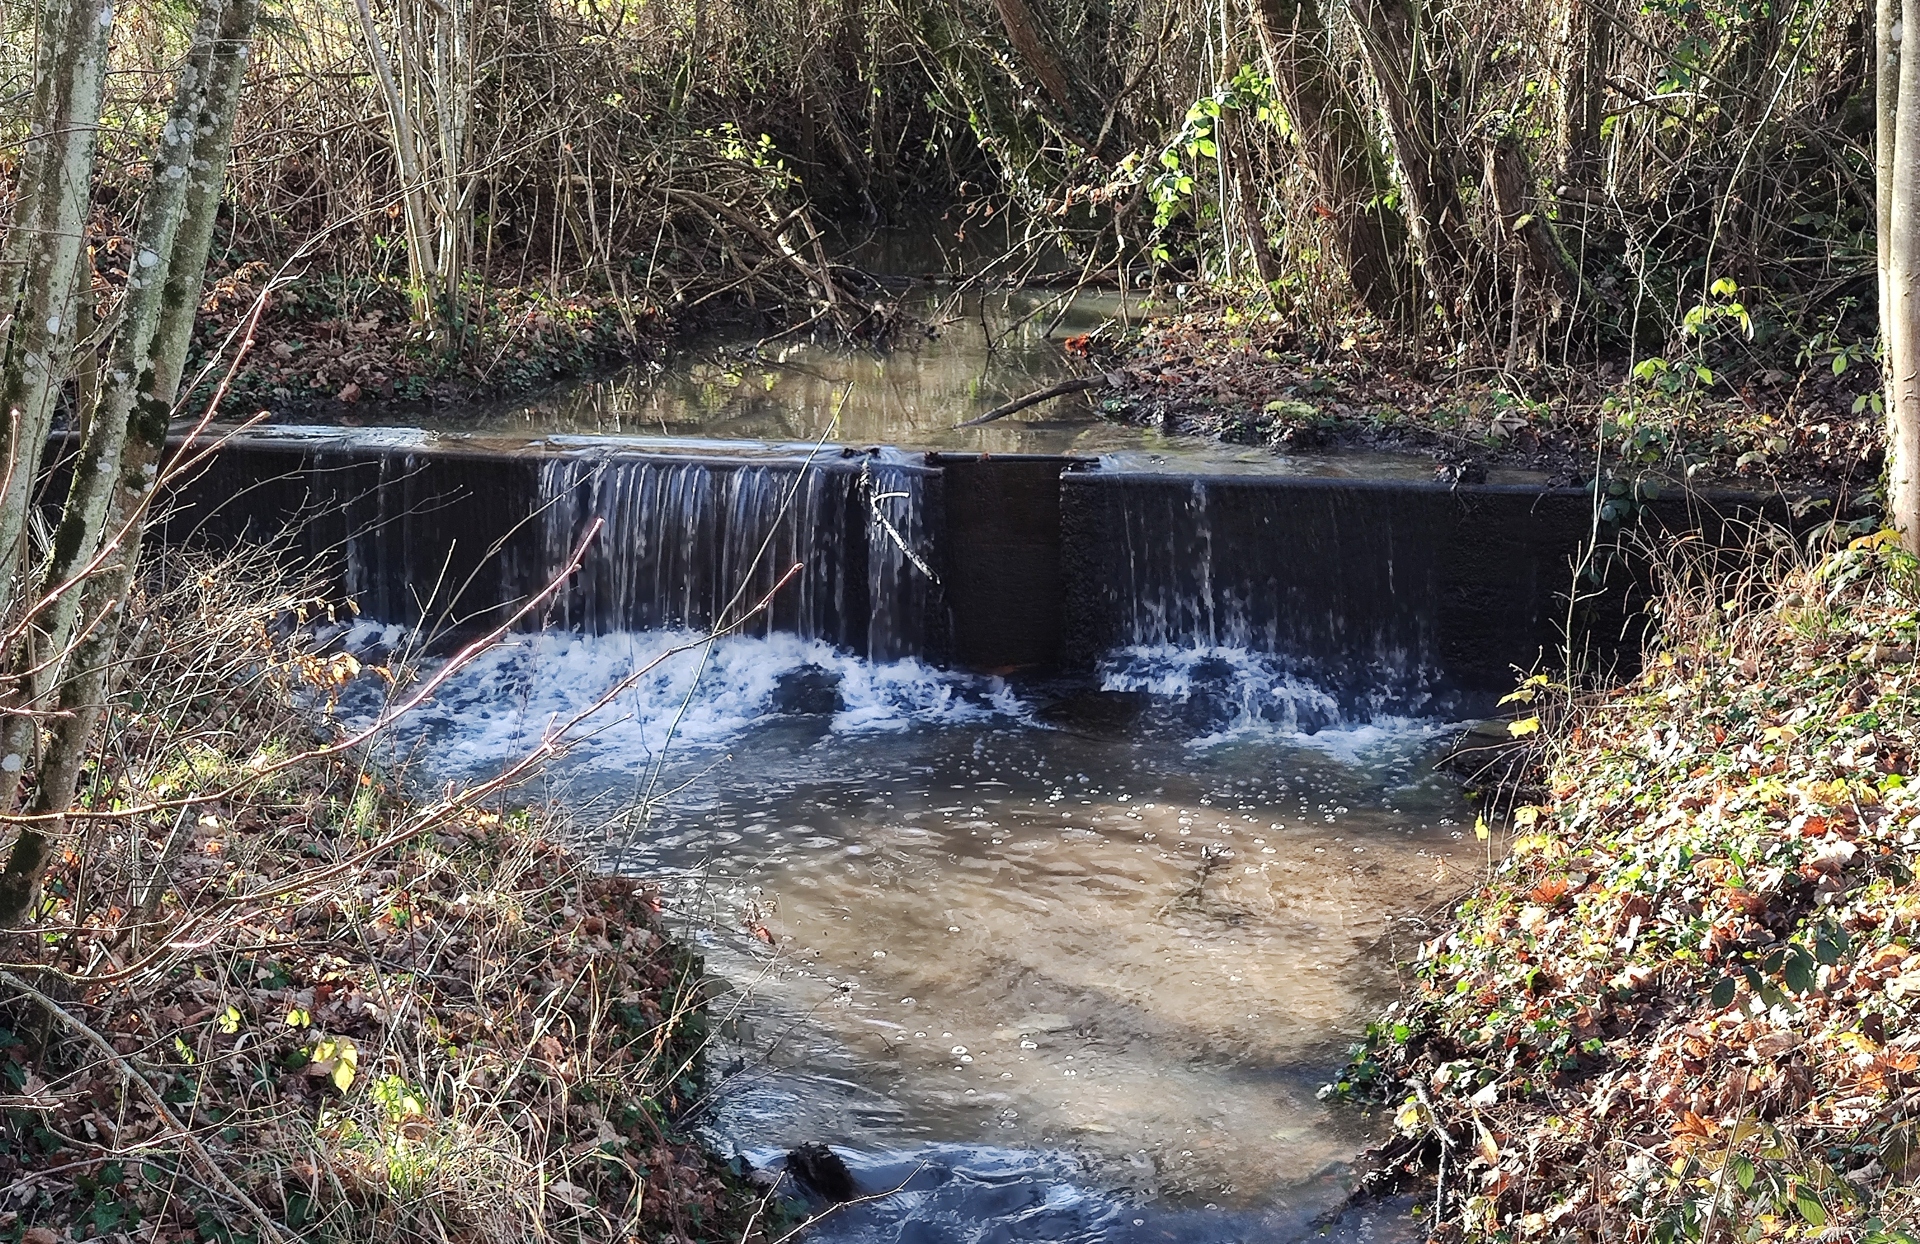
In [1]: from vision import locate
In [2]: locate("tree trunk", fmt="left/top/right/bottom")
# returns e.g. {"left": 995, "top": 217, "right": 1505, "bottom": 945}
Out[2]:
{"left": 0, "top": 0, "right": 231, "bottom": 822}
{"left": 153, "top": 0, "right": 263, "bottom": 405}
{"left": 1347, "top": 0, "right": 1474, "bottom": 314}
{"left": 355, "top": 0, "right": 444, "bottom": 326}
{"left": 1879, "top": 0, "right": 1899, "bottom": 361}
{"left": 1484, "top": 134, "right": 1579, "bottom": 302}
{"left": 1889, "top": 0, "right": 1920, "bottom": 551}
{"left": 1249, "top": 0, "right": 1411, "bottom": 322}
{"left": 0, "top": 0, "right": 115, "bottom": 605}
{"left": 990, "top": 0, "right": 1079, "bottom": 126}
{"left": 1558, "top": 0, "right": 1610, "bottom": 186}
{"left": 0, "top": 0, "right": 263, "bottom": 927}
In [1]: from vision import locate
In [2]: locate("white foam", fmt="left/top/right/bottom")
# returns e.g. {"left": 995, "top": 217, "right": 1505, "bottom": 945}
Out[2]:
{"left": 342, "top": 629, "right": 1012, "bottom": 778}
{"left": 1098, "top": 643, "right": 1450, "bottom": 753}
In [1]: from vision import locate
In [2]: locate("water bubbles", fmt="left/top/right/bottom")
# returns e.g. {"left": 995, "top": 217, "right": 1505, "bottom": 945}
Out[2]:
{"left": 947, "top": 925, "right": 960, "bottom": 933}
{"left": 872, "top": 950, "right": 887, "bottom": 958}
{"left": 951, "top": 1046, "right": 968, "bottom": 1055}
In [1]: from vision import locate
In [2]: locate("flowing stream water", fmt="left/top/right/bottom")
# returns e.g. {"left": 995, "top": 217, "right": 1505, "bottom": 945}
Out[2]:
{"left": 344, "top": 631, "right": 1468, "bottom": 1241}
{"left": 312, "top": 287, "right": 1483, "bottom": 1242}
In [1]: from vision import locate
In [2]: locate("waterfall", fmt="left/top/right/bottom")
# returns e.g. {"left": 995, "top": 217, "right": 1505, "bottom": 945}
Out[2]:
{"left": 1061, "top": 468, "right": 1451, "bottom": 710}
{"left": 537, "top": 446, "right": 941, "bottom": 659}
{"left": 169, "top": 428, "right": 1622, "bottom": 700}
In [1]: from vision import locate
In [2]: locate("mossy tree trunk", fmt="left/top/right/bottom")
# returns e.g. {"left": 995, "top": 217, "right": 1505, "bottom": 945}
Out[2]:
{"left": 0, "top": 0, "right": 115, "bottom": 602}
{"left": 0, "top": 0, "right": 264, "bottom": 927}
{"left": 1249, "top": 0, "right": 1412, "bottom": 322}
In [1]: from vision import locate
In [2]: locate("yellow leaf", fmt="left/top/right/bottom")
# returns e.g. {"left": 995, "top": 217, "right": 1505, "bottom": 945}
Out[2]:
{"left": 1508, "top": 716, "right": 1542, "bottom": 737}
{"left": 1475, "top": 815, "right": 1491, "bottom": 841}
{"left": 1476, "top": 1118, "right": 1501, "bottom": 1167}
{"left": 1512, "top": 806, "right": 1543, "bottom": 828}
{"left": 286, "top": 1008, "right": 311, "bottom": 1029}
{"left": 216, "top": 1006, "right": 242, "bottom": 1035}
{"left": 333, "top": 1060, "right": 356, "bottom": 1092}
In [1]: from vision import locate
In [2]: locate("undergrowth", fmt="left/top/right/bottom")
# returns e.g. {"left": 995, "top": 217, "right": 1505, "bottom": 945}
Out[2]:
{"left": 0, "top": 551, "right": 765, "bottom": 1243}
{"left": 1331, "top": 526, "right": 1920, "bottom": 1242}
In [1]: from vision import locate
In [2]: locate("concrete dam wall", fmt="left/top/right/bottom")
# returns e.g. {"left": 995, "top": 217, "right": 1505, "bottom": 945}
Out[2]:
{"left": 157, "top": 429, "right": 1776, "bottom": 704}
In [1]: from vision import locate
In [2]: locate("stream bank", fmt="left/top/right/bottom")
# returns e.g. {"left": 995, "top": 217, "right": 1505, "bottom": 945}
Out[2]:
{"left": 1088, "top": 304, "right": 1885, "bottom": 501}
{"left": 1333, "top": 531, "right": 1920, "bottom": 1241}
{"left": 0, "top": 558, "right": 767, "bottom": 1244}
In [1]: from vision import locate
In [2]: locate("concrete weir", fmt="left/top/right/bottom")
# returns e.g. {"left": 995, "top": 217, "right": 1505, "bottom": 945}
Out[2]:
{"left": 162, "top": 428, "right": 1776, "bottom": 702}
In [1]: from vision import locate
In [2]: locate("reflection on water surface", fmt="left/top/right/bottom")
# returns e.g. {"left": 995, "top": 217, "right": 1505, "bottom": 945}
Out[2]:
{"left": 346, "top": 630, "right": 1462, "bottom": 1241}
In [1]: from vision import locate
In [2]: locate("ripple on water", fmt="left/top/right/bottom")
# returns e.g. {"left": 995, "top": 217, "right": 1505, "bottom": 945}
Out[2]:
{"left": 344, "top": 626, "right": 1464, "bottom": 1239}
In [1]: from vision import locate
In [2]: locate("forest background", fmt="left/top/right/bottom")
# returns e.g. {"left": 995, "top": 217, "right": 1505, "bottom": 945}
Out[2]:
{"left": 0, "top": 0, "right": 1888, "bottom": 448}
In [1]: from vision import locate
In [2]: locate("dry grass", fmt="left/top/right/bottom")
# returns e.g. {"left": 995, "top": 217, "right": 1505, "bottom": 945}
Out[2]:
{"left": 0, "top": 550, "right": 764, "bottom": 1243}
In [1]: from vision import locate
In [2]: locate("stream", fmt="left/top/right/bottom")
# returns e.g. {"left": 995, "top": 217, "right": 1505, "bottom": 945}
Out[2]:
{"left": 312, "top": 287, "right": 1477, "bottom": 1242}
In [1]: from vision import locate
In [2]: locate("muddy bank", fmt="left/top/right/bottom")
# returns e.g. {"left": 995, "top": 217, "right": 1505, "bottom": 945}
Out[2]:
{"left": 1087, "top": 308, "right": 1883, "bottom": 500}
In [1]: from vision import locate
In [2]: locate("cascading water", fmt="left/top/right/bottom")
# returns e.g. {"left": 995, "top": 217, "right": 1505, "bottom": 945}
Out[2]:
{"left": 186, "top": 423, "right": 1570, "bottom": 1244}
{"left": 535, "top": 444, "right": 941, "bottom": 661}
{"left": 1062, "top": 464, "right": 1461, "bottom": 728}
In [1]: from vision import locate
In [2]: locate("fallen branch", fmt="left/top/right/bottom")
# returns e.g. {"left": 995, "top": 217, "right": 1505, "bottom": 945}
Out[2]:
{"left": 953, "top": 373, "right": 1120, "bottom": 427}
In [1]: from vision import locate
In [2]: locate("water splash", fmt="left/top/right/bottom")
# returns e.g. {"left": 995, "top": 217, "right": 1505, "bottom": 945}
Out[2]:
{"left": 1098, "top": 644, "right": 1453, "bottom": 746}
{"left": 339, "top": 628, "right": 1015, "bottom": 781}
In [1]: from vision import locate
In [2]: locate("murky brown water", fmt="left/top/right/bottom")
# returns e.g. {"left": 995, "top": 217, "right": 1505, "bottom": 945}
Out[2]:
{"left": 672, "top": 719, "right": 1469, "bottom": 1213}
{"left": 323, "top": 288, "right": 1177, "bottom": 455}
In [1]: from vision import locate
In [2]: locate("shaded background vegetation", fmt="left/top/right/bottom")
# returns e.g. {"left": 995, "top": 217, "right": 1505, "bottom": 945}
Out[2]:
{"left": 0, "top": 0, "right": 1880, "bottom": 384}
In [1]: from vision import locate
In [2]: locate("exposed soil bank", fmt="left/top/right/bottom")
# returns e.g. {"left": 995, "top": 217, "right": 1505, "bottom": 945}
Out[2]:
{"left": 1089, "top": 308, "right": 1884, "bottom": 501}
{"left": 1329, "top": 534, "right": 1920, "bottom": 1241}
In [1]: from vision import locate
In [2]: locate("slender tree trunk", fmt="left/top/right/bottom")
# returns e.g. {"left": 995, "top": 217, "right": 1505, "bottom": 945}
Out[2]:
{"left": 355, "top": 0, "right": 443, "bottom": 326}
{"left": 1249, "top": 0, "right": 1411, "bottom": 321}
{"left": 0, "top": 0, "right": 263, "bottom": 926}
{"left": 1879, "top": 0, "right": 1899, "bottom": 358}
{"left": 153, "top": 0, "right": 263, "bottom": 404}
{"left": 0, "top": 0, "right": 230, "bottom": 820}
{"left": 1558, "top": 0, "right": 1610, "bottom": 186}
{"left": 0, "top": 0, "right": 114, "bottom": 604}
{"left": 1347, "top": 0, "right": 1474, "bottom": 314}
{"left": 1889, "top": 0, "right": 1920, "bottom": 551}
